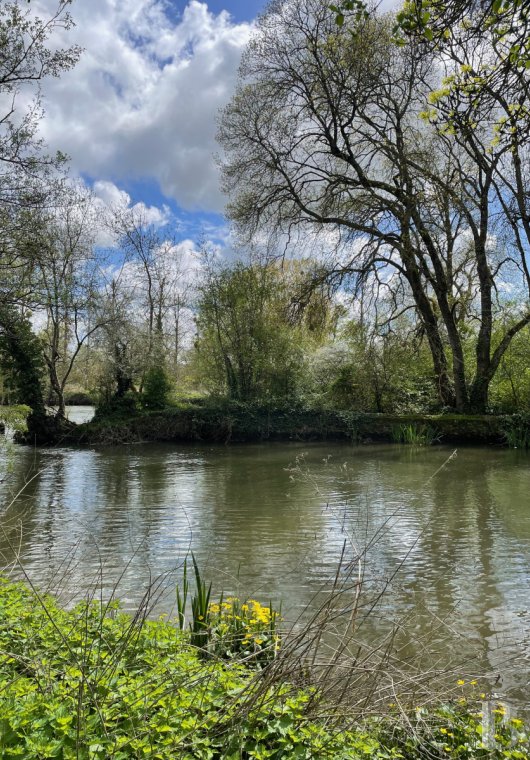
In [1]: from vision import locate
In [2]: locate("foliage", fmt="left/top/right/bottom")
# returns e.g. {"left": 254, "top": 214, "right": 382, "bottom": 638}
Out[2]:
{"left": 0, "top": 576, "right": 363, "bottom": 759}
{"left": 329, "top": 0, "right": 368, "bottom": 28}
{"left": 194, "top": 260, "right": 326, "bottom": 404}
{"left": 309, "top": 319, "right": 437, "bottom": 414}
{"left": 219, "top": 0, "right": 530, "bottom": 414}
{"left": 30, "top": 183, "right": 103, "bottom": 419}
{"left": 141, "top": 365, "right": 172, "bottom": 410}
{"left": 176, "top": 556, "right": 280, "bottom": 664}
{"left": 488, "top": 325, "right": 530, "bottom": 413}
{"left": 0, "top": 576, "right": 528, "bottom": 759}
{"left": 502, "top": 414, "right": 530, "bottom": 449}
{"left": 0, "top": 305, "right": 48, "bottom": 438}
{"left": 381, "top": 696, "right": 530, "bottom": 759}
{"left": 208, "top": 597, "right": 280, "bottom": 666}
{"left": 0, "top": 404, "right": 30, "bottom": 433}
{"left": 189, "top": 553, "right": 212, "bottom": 651}
{"left": 0, "top": 1, "right": 80, "bottom": 194}
{"left": 391, "top": 423, "right": 441, "bottom": 446}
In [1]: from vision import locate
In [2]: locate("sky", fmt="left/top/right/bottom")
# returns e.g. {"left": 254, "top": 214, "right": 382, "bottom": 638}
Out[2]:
{"left": 33, "top": 0, "right": 394, "bottom": 256}
{"left": 30, "top": 0, "right": 270, "bottom": 255}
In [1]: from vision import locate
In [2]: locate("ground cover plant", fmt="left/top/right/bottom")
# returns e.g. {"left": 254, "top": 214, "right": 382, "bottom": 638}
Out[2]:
{"left": 0, "top": 575, "right": 528, "bottom": 759}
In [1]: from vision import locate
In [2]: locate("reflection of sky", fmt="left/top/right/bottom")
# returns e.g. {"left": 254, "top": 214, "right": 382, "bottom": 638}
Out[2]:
{"left": 1, "top": 442, "right": 530, "bottom": 707}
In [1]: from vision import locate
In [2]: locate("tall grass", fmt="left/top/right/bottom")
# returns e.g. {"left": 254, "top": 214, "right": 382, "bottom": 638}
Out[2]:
{"left": 503, "top": 423, "right": 530, "bottom": 449}
{"left": 391, "top": 422, "right": 440, "bottom": 445}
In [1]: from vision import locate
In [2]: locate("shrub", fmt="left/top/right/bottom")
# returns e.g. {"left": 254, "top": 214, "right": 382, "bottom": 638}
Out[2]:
{"left": 142, "top": 365, "right": 172, "bottom": 410}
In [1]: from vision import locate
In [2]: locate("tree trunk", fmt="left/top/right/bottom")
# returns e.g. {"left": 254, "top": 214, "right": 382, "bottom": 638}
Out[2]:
{"left": 468, "top": 375, "right": 490, "bottom": 414}
{"left": 403, "top": 255, "right": 456, "bottom": 408}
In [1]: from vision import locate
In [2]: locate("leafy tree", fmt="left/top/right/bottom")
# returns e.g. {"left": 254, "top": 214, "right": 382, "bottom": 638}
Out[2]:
{"left": 93, "top": 277, "right": 140, "bottom": 404}
{"left": 489, "top": 322, "right": 530, "bottom": 412}
{"left": 108, "top": 206, "right": 188, "bottom": 388}
{"left": 142, "top": 364, "right": 172, "bottom": 409}
{"left": 0, "top": 303, "right": 47, "bottom": 438}
{"left": 0, "top": 1, "right": 81, "bottom": 433}
{"left": 194, "top": 259, "right": 316, "bottom": 403}
{"left": 219, "top": 0, "right": 530, "bottom": 413}
{"left": 310, "top": 317, "right": 435, "bottom": 412}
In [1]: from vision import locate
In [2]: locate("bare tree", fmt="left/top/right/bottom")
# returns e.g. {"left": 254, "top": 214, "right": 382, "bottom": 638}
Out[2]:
{"left": 108, "top": 207, "right": 189, "bottom": 388}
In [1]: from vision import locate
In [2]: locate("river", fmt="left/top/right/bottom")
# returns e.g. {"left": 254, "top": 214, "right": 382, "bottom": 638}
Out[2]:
{"left": 0, "top": 427, "right": 529, "bottom": 708}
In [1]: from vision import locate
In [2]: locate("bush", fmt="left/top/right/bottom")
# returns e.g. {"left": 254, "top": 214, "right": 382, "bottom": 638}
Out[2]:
{"left": 93, "top": 393, "right": 139, "bottom": 421}
{"left": 142, "top": 365, "right": 172, "bottom": 410}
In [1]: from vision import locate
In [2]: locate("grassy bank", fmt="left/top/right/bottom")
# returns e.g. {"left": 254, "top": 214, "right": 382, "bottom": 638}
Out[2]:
{"left": 0, "top": 576, "right": 528, "bottom": 759}
{"left": 64, "top": 400, "right": 530, "bottom": 447}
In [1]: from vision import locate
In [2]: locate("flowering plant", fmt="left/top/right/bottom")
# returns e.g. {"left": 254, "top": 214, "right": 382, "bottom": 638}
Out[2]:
{"left": 208, "top": 596, "right": 281, "bottom": 665}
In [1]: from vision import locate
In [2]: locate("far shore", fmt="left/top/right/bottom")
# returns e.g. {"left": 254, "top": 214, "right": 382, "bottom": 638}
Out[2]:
{"left": 44, "top": 402, "right": 527, "bottom": 448}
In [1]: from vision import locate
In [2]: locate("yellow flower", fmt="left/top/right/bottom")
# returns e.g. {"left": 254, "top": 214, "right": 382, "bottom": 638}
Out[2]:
{"left": 457, "top": 679, "right": 465, "bottom": 686}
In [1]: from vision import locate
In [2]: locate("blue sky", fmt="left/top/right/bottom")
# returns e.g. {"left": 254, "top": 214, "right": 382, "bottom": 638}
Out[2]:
{"left": 188, "top": 0, "right": 267, "bottom": 21}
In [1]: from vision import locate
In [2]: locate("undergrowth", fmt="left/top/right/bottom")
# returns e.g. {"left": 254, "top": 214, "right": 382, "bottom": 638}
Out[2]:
{"left": 0, "top": 576, "right": 528, "bottom": 759}
{"left": 391, "top": 423, "right": 440, "bottom": 446}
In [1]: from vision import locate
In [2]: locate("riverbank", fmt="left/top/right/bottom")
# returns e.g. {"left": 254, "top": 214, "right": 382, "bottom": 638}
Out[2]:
{"left": 60, "top": 400, "right": 528, "bottom": 447}
{"left": 1, "top": 576, "right": 526, "bottom": 759}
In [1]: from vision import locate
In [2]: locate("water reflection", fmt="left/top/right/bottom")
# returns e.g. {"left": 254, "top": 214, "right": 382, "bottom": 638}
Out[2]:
{"left": 0, "top": 441, "right": 529, "bottom": 706}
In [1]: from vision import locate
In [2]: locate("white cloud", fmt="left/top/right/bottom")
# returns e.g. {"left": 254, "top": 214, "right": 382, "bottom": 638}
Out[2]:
{"left": 33, "top": 1, "right": 253, "bottom": 213}
{"left": 92, "top": 180, "right": 170, "bottom": 225}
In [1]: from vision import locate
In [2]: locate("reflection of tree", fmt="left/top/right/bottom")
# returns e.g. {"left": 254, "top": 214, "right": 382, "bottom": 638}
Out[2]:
{"left": 399, "top": 451, "right": 529, "bottom": 701}
{"left": 0, "top": 447, "right": 45, "bottom": 570}
{"left": 424, "top": 457, "right": 502, "bottom": 661}
{"left": 192, "top": 445, "right": 330, "bottom": 610}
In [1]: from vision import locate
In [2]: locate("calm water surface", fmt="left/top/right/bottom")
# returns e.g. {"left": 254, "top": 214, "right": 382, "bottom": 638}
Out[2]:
{"left": 1, "top": 436, "right": 529, "bottom": 707}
